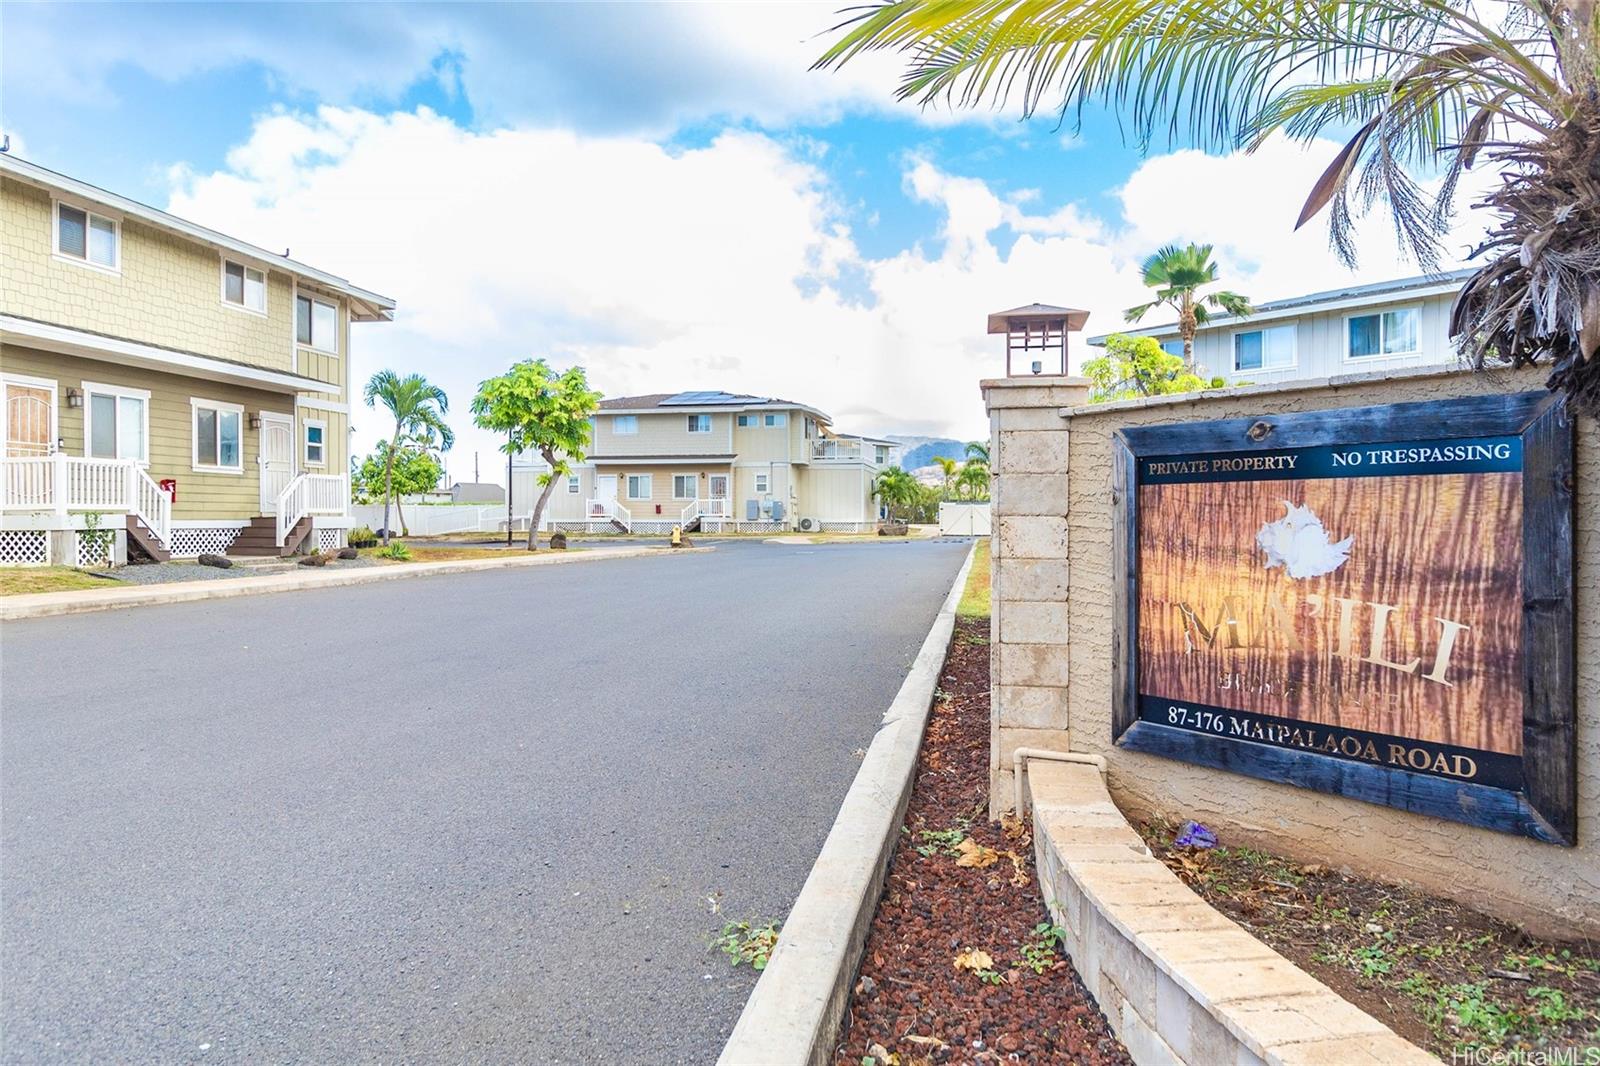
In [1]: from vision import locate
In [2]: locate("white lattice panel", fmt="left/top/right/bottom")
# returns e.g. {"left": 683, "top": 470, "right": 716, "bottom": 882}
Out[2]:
{"left": 0, "top": 531, "right": 49, "bottom": 566}
{"left": 316, "top": 528, "right": 343, "bottom": 551}
{"left": 819, "top": 522, "right": 871, "bottom": 533}
{"left": 738, "top": 521, "right": 784, "bottom": 533}
{"left": 76, "top": 532, "right": 113, "bottom": 569}
{"left": 168, "top": 527, "right": 242, "bottom": 557}
{"left": 551, "top": 521, "right": 589, "bottom": 533}
{"left": 630, "top": 520, "right": 677, "bottom": 534}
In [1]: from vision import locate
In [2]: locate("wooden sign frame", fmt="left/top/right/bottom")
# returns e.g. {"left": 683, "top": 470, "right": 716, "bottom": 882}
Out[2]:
{"left": 1110, "top": 391, "right": 1576, "bottom": 844}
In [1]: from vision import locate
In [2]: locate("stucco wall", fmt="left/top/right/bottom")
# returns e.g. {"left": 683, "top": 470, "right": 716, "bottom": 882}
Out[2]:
{"left": 989, "top": 365, "right": 1598, "bottom": 937}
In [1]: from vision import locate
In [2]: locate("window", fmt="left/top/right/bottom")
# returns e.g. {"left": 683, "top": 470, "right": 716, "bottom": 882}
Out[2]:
{"left": 804, "top": 417, "right": 816, "bottom": 439}
{"left": 763, "top": 412, "right": 786, "bottom": 428}
{"left": 303, "top": 419, "right": 326, "bottom": 466}
{"left": 754, "top": 472, "right": 770, "bottom": 494}
{"left": 223, "top": 259, "right": 266, "bottom": 313}
{"left": 737, "top": 414, "right": 756, "bottom": 427}
{"left": 612, "top": 415, "right": 638, "bottom": 435}
{"left": 567, "top": 475, "right": 581, "bottom": 494}
{"left": 82, "top": 382, "right": 148, "bottom": 462}
{"left": 1160, "top": 339, "right": 1186, "bottom": 358}
{"left": 686, "top": 414, "right": 711, "bottom": 434}
{"left": 1233, "top": 325, "right": 1296, "bottom": 372}
{"left": 295, "top": 294, "right": 339, "bottom": 352}
{"left": 55, "top": 202, "right": 118, "bottom": 270}
{"left": 875, "top": 445, "right": 890, "bottom": 464}
{"left": 192, "top": 399, "right": 243, "bottom": 473}
{"left": 672, "top": 474, "right": 698, "bottom": 499}
{"left": 626, "top": 473, "right": 652, "bottom": 500}
{"left": 1348, "top": 307, "right": 1420, "bottom": 359}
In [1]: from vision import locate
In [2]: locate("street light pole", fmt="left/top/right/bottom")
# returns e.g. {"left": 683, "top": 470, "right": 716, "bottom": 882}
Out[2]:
{"left": 506, "top": 446, "right": 513, "bottom": 547}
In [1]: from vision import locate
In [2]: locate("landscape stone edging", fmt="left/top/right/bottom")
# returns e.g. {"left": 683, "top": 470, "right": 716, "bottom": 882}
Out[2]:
{"left": 1027, "top": 760, "right": 1439, "bottom": 1066}
{"left": 717, "top": 541, "right": 977, "bottom": 1066}
{"left": 0, "top": 546, "right": 706, "bottom": 621}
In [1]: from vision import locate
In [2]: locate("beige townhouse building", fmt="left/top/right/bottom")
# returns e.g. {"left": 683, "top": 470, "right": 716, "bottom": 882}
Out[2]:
{"left": 522, "top": 391, "right": 893, "bottom": 534}
{"left": 0, "top": 154, "right": 393, "bottom": 565}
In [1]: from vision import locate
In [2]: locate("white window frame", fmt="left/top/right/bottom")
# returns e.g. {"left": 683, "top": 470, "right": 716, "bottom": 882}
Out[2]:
{"left": 190, "top": 397, "right": 246, "bottom": 474}
{"left": 1231, "top": 324, "right": 1298, "bottom": 373}
{"left": 763, "top": 412, "right": 787, "bottom": 428}
{"left": 567, "top": 475, "right": 581, "bottom": 494}
{"left": 754, "top": 472, "right": 770, "bottom": 494}
{"left": 1158, "top": 339, "right": 1186, "bottom": 358}
{"left": 736, "top": 414, "right": 755, "bottom": 427}
{"left": 221, "top": 257, "right": 268, "bottom": 315}
{"left": 52, "top": 197, "right": 121, "bottom": 275}
{"left": 295, "top": 292, "right": 340, "bottom": 354}
{"left": 303, "top": 417, "right": 327, "bottom": 468}
{"left": 1344, "top": 304, "right": 1423, "bottom": 362}
{"left": 625, "top": 473, "right": 652, "bottom": 500}
{"left": 672, "top": 473, "right": 698, "bottom": 499}
{"left": 686, "top": 414, "right": 712, "bottom": 434}
{"left": 612, "top": 415, "right": 638, "bottom": 435}
{"left": 80, "top": 380, "right": 151, "bottom": 464}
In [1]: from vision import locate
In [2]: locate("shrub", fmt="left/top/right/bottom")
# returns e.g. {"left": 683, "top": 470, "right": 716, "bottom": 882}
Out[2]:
{"left": 376, "top": 542, "right": 412, "bottom": 561}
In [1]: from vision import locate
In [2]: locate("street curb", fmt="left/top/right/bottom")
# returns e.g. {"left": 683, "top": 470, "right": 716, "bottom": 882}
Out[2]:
{"left": 718, "top": 541, "right": 977, "bottom": 1066}
{"left": 0, "top": 546, "right": 709, "bottom": 621}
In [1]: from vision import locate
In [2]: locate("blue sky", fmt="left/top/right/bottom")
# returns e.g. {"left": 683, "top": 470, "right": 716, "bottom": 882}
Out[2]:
{"left": 0, "top": 2, "right": 1482, "bottom": 466}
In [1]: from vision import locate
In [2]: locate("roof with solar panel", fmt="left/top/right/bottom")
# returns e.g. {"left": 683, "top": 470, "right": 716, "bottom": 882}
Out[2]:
{"left": 596, "top": 391, "right": 829, "bottom": 421}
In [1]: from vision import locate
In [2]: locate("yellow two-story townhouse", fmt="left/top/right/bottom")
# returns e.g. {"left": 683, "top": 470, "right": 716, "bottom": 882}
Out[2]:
{"left": 0, "top": 154, "right": 393, "bottom": 566}
{"left": 524, "top": 390, "right": 894, "bottom": 534}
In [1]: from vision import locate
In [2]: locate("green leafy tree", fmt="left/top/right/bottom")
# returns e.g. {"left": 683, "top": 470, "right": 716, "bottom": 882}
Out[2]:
{"left": 364, "top": 370, "right": 453, "bottom": 545}
{"left": 817, "top": 2, "right": 1600, "bottom": 415}
{"left": 957, "top": 460, "right": 991, "bottom": 501}
{"left": 911, "top": 483, "right": 943, "bottom": 523}
{"left": 353, "top": 443, "right": 444, "bottom": 536}
{"left": 964, "top": 440, "right": 989, "bottom": 465}
{"left": 872, "top": 466, "right": 920, "bottom": 523}
{"left": 933, "top": 455, "right": 960, "bottom": 499}
{"left": 1083, "top": 334, "right": 1224, "bottom": 403}
{"left": 1124, "top": 243, "right": 1251, "bottom": 370}
{"left": 470, "top": 358, "right": 602, "bottom": 550}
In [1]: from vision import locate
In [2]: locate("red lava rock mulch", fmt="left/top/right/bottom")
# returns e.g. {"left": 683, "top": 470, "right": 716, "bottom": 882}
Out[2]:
{"left": 833, "top": 617, "right": 1130, "bottom": 1065}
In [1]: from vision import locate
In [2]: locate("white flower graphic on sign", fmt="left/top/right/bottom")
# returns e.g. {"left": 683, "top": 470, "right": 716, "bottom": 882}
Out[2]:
{"left": 1256, "top": 501, "right": 1353, "bottom": 579}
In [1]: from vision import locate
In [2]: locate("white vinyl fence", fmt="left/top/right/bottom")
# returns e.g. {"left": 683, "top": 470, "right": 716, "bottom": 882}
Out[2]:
{"left": 938, "top": 501, "right": 991, "bottom": 537}
{"left": 349, "top": 504, "right": 526, "bottom": 537}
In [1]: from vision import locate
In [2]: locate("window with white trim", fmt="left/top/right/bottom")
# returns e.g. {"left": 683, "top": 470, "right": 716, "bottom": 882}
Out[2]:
{"left": 613, "top": 415, "right": 638, "bottom": 435}
{"left": 672, "top": 473, "right": 698, "bottom": 498}
{"left": 754, "top": 472, "right": 770, "bottom": 494}
{"left": 1233, "top": 325, "right": 1296, "bottom": 372}
{"left": 567, "top": 475, "right": 581, "bottom": 494}
{"left": 295, "top": 294, "right": 339, "bottom": 352}
{"left": 303, "top": 419, "right": 327, "bottom": 466}
{"left": 1348, "top": 307, "right": 1420, "bottom": 359}
{"left": 736, "top": 414, "right": 756, "bottom": 427}
{"left": 763, "top": 412, "right": 786, "bottom": 427}
{"left": 82, "top": 382, "right": 149, "bottom": 462}
{"left": 626, "top": 473, "right": 652, "bottom": 500}
{"left": 875, "top": 445, "right": 890, "bottom": 464}
{"left": 55, "top": 202, "right": 119, "bottom": 270}
{"left": 1159, "top": 339, "right": 1186, "bottom": 358}
{"left": 686, "top": 414, "right": 711, "bottom": 433}
{"left": 223, "top": 259, "right": 266, "bottom": 313}
{"left": 192, "top": 399, "right": 243, "bottom": 473}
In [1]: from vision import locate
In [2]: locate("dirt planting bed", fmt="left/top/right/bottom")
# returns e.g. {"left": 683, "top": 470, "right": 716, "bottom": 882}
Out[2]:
{"left": 1140, "top": 819, "right": 1600, "bottom": 1059}
{"left": 832, "top": 616, "right": 1130, "bottom": 1065}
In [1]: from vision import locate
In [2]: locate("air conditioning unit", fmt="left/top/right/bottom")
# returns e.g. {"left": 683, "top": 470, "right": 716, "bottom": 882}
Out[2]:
{"left": 798, "top": 517, "right": 819, "bottom": 532}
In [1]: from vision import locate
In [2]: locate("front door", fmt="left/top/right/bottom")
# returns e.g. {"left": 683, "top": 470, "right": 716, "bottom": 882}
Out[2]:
{"left": 592, "top": 474, "right": 618, "bottom": 517}
{"left": 258, "top": 413, "right": 294, "bottom": 513}
{"left": 707, "top": 473, "right": 729, "bottom": 516}
{"left": 4, "top": 379, "right": 55, "bottom": 458}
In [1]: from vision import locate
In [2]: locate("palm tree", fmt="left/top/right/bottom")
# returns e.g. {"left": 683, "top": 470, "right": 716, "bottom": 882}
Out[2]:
{"left": 817, "top": 3, "right": 1600, "bottom": 414}
{"left": 873, "top": 466, "right": 919, "bottom": 523}
{"left": 363, "top": 370, "right": 454, "bottom": 546}
{"left": 964, "top": 440, "right": 989, "bottom": 465}
{"left": 957, "top": 460, "right": 991, "bottom": 501}
{"left": 933, "top": 455, "right": 959, "bottom": 499}
{"left": 1124, "top": 244, "right": 1251, "bottom": 370}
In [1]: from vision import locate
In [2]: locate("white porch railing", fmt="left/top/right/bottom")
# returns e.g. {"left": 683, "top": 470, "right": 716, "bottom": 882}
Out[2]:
{"left": 585, "top": 498, "right": 632, "bottom": 532}
{"left": 275, "top": 472, "right": 348, "bottom": 545}
{"left": 811, "top": 439, "right": 863, "bottom": 461}
{"left": 2, "top": 456, "right": 174, "bottom": 545}
{"left": 697, "top": 497, "right": 730, "bottom": 517}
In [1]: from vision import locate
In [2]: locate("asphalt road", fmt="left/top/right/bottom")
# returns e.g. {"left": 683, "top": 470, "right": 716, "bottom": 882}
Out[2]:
{"left": 1, "top": 538, "right": 971, "bottom": 1064}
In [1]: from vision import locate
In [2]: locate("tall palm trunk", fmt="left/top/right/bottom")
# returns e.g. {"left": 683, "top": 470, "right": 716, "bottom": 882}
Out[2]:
{"left": 1178, "top": 294, "right": 1198, "bottom": 371}
{"left": 381, "top": 428, "right": 400, "bottom": 545}
{"left": 395, "top": 494, "right": 409, "bottom": 537}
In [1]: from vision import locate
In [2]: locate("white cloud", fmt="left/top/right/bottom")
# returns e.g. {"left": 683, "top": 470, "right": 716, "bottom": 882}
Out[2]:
{"left": 165, "top": 107, "right": 1493, "bottom": 471}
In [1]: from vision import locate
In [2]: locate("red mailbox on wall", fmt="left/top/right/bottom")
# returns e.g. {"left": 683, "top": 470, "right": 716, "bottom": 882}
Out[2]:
{"left": 159, "top": 478, "right": 177, "bottom": 502}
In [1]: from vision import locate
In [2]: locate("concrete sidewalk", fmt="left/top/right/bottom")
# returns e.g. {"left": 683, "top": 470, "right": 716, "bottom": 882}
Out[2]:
{"left": 0, "top": 545, "right": 703, "bottom": 621}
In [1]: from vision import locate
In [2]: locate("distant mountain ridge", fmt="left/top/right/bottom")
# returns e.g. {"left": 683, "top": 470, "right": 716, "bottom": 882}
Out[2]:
{"left": 885, "top": 436, "right": 968, "bottom": 471}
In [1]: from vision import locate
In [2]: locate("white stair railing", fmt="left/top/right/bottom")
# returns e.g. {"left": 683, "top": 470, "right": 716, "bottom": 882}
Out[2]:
{"left": 585, "top": 498, "right": 632, "bottom": 531}
{"left": 129, "top": 464, "right": 172, "bottom": 547}
{"left": 679, "top": 499, "right": 700, "bottom": 527}
{"left": 275, "top": 473, "right": 309, "bottom": 546}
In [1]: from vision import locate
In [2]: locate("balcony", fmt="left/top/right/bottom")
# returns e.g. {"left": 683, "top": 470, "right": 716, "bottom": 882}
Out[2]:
{"left": 810, "top": 439, "right": 863, "bottom": 462}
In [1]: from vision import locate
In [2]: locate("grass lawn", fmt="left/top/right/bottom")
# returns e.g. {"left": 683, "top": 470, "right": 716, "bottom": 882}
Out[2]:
{"left": 0, "top": 567, "right": 122, "bottom": 597}
{"left": 359, "top": 544, "right": 580, "bottom": 564}
{"left": 956, "top": 537, "right": 991, "bottom": 621}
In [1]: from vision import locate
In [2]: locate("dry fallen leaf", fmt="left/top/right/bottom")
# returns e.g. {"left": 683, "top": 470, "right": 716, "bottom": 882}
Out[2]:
{"left": 866, "top": 1043, "right": 901, "bottom": 1065}
{"left": 954, "top": 837, "right": 999, "bottom": 869}
{"left": 1000, "top": 813, "right": 1031, "bottom": 845}
{"left": 953, "top": 947, "right": 994, "bottom": 972}
{"left": 903, "top": 1034, "right": 948, "bottom": 1050}
{"left": 1003, "top": 850, "right": 1030, "bottom": 888}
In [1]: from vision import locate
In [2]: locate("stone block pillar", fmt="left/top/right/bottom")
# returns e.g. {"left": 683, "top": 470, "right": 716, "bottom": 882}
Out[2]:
{"left": 980, "top": 375, "right": 1089, "bottom": 814}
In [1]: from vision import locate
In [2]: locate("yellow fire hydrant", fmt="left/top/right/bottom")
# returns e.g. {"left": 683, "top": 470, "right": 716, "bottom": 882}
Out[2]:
{"left": 670, "top": 524, "right": 682, "bottom": 547}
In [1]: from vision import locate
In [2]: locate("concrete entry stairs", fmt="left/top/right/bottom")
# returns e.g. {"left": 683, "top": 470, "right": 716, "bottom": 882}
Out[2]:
{"left": 227, "top": 515, "right": 312, "bottom": 558}
{"left": 124, "top": 515, "right": 171, "bottom": 563}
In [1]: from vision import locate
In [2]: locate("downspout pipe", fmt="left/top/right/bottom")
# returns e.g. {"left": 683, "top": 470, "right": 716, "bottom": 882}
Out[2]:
{"left": 1012, "top": 748, "right": 1107, "bottom": 819}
